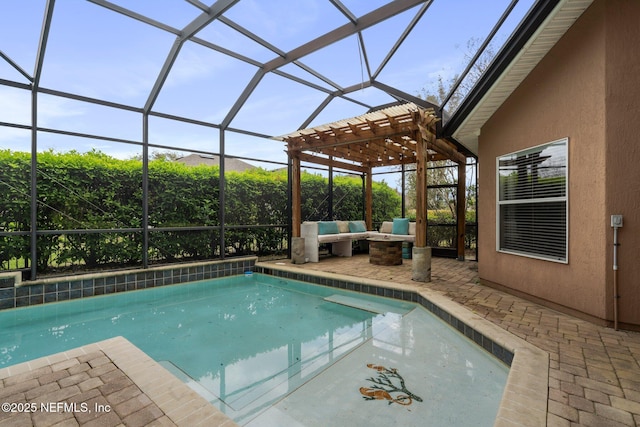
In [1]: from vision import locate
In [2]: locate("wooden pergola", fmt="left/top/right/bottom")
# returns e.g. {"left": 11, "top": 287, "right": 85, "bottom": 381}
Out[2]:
{"left": 278, "top": 102, "right": 468, "bottom": 277}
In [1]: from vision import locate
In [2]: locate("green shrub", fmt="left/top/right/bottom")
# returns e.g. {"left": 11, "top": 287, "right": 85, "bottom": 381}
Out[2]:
{"left": 0, "top": 150, "right": 402, "bottom": 273}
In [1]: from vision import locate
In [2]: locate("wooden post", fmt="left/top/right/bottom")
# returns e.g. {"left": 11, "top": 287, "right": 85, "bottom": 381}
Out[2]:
{"left": 412, "top": 129, "right": 431, "bottom": 282}
{"left": 415, "top": 133, "right": 427, "bottom": 248}
{"left": 365, "top": 167, "right": 373, "bottom": 230}
{"left": 291, "top": 154, "right": 301, "bottom": 238}
{"left": 457, "top": 161, "right": 466, "bottom": 260}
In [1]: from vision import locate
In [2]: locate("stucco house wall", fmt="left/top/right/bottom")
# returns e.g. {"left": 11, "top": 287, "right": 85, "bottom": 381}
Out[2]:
{"left": 477, "top": 0, "right": 639, "bottom": 328}
{"left": 603, "top": 0, "right": 640, "bottom": 327}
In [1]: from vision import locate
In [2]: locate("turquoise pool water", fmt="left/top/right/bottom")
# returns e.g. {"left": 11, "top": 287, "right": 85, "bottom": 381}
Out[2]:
{"left": 0, "top": 273, "right": 508, "bottom": 426}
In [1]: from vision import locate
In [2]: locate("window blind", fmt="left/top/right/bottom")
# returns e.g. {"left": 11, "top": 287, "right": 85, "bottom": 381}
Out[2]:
{"left": 497, "top": 138, "right": 568, "bottom": 262}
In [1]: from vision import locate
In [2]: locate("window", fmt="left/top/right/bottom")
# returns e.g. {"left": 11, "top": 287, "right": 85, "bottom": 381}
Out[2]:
{"left": 497, "top": 138, "right": 568, "bottom": 262}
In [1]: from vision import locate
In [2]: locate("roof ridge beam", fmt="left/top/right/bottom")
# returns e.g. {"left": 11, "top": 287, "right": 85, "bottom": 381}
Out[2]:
{"left": 263, "top": 0, "right": 428, "bottom": 72}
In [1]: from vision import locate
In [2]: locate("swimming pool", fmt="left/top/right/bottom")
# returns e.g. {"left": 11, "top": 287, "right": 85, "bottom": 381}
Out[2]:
{"left": 0, "top": 273, "right": 508, "bottom": 426}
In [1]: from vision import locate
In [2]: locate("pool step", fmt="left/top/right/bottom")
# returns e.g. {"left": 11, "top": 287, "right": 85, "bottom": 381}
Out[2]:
{"left": 324, "top": 294, "right": 399, "bottom": 314}
{"left": 158, "top": 360, "right": 219, "bottom": 403}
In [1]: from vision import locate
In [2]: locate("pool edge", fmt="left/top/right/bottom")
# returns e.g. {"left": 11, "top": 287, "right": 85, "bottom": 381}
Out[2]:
{"left": 254, "top": 261, "right": 549, "bottom": 427}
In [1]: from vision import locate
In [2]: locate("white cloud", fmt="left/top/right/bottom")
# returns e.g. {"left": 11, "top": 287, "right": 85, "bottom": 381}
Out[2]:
{"left": 40, "top": 57, "right": 161, "bottom": 105}
{"left": 0, "top": 126, "right": 29, "bottom": 146}
{"left": 0, "top": 88, "right": 31, "bottom": 125}
{"left": 225, "top": 0, "right": 323, "bottom": 46}
{"left": 0, "top": 87, "right": 87, "bottom": 146}
{"left": 165, "top": 46, "right": 234, "bottom": 88}
{"left": 37, "top": 95, "right": 86, "bottom": 126}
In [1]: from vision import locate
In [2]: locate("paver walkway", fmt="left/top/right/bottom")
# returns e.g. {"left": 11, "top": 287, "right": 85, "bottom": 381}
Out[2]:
{"left": 0, "top": 350, "right": 167, "bottom": 427}
{"left": 0, "top": 337, "right": 236, "bottom": 427}
{"left": 273, "top": 255, "right": 640, "bottom": 426}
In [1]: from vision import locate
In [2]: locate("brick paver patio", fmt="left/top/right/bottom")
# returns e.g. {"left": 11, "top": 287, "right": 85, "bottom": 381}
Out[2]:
{"left": 272, "top": 254, "right": 640, "bottom": 426}
{"left": 0, "top": 337, "right": 236, "bottom": 427}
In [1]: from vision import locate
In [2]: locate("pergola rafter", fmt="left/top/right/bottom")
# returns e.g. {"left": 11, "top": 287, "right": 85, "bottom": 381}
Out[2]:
{"left": 283, "top": 103, "right": 464, "bottom": 168}
{"left": 277, "top": 102, "right": 468, "bottom": 280}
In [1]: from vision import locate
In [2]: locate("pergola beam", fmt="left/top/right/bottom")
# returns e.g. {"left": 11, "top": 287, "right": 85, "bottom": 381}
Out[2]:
{"left": 287, "top": 123, "right": 421, "bottom": 150}
{"left": 283, "top": 103, "right": 466, "bottom": 177}
{"left": 297, "top": 152, "right": 367, "bottom": 174}
{"left": 282, "top": 103, "right": 449, "bottom": 171}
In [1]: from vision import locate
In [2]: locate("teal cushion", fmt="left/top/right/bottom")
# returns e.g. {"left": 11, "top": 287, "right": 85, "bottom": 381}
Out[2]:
{"left": 318, "top": 221, "right": 339, "bottom": 235}
{"left": 392, "top": 218, "right": 409, "bottom": 235}
{"left": 348, "top": 221, "right": 366, "bottom": 233}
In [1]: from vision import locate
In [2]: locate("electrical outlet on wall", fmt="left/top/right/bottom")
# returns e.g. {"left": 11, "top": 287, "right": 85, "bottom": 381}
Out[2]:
{"left": 611, "top": 215, "right": 623, "bottom": 228}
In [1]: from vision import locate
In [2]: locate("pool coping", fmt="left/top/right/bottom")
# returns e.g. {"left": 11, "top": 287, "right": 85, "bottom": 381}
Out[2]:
{"left": 0, "top": 257, "right": 257, "bottom": 311}
{"left": 0, "top": 336, "right": 238, "bottom": 427}
{"left": 0, "top": 263, "right": 549, "bottom": 426}
{"left": 254, "top": 261, "right": 549, "bottom": 427}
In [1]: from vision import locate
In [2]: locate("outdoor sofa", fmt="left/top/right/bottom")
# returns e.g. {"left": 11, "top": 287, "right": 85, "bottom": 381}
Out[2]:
{"left": 300, "top": 219, "right": 416, "bottom": 262}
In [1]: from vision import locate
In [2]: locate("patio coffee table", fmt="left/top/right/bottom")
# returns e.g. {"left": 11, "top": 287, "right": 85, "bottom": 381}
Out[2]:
{"left": 368, "top": 237, "right": 404, "bottom": 266}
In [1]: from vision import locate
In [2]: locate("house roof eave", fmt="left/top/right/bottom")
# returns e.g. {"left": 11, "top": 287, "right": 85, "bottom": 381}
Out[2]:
{"left": 442, "top": 0, "right": 594, "bottom": 155}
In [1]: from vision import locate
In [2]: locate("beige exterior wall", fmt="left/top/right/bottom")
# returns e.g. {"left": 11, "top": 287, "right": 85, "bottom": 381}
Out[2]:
{"left": 478, "top": 0, "right": 640, "bottom": 327}
{"left": 604, "top": 0, "right": 640, "bottom": 327}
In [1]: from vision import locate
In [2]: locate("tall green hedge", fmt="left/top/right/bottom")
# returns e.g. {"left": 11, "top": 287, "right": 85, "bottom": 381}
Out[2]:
{"left": 0, "top": 150, "right": 401, "bottom": 273}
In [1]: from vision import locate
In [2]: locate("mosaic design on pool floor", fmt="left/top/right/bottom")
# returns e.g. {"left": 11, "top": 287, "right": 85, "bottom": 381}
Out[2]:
{"left": 359, "top": 364, "right": 423, "bottom": 406}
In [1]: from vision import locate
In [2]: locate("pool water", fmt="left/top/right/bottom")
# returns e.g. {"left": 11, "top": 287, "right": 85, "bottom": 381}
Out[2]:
{"left": 0, "top": 274, "right": 508, "bottom": 426}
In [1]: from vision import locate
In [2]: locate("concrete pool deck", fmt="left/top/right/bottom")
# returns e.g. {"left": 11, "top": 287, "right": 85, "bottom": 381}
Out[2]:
{"left": 269, "top": 255, "right": 640, "bottom": 426}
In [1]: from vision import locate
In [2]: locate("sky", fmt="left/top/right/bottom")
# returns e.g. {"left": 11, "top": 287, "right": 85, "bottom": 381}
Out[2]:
{"left": 0, "top": 0, "right": 534, "bottom": 172}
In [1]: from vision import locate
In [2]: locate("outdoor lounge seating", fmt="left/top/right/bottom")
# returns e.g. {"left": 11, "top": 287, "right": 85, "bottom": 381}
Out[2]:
{"left": 301, "top": 219, "right": 415, "bottom": 262}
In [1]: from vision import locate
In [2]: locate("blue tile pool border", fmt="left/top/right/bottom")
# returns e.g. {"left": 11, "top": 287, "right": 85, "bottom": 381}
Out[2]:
{"left": 0, "top": 257, "right": 513, "bottom": 367}
{"left": 253, "top": 264, "right": 515, "bottom": 367}
{"left": 0, "top": 257, "right": 257, "bottom": 311}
